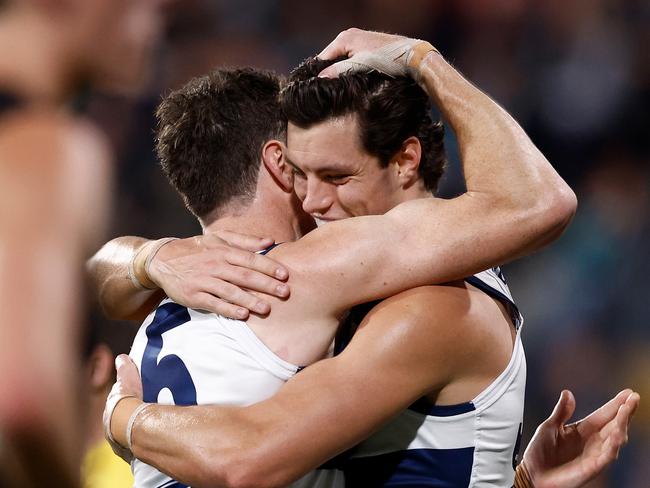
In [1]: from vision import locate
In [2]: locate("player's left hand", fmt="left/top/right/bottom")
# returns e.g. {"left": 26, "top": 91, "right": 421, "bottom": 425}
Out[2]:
{"left": 148, "top": 232, "right": 290, "bottom": 320}
{"left": 520, "top": 389, "right": 640, "bottom": 488}
{"left": 103, "top": 354, "right": 144, "bottom": 462}
{"left": 317, "top": 28, "right": 435, "bottom": 79}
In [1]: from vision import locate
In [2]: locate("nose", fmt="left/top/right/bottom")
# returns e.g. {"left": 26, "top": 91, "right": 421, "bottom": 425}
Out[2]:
{"left": 301, "top": 177, "right": 333, "bottom": 217}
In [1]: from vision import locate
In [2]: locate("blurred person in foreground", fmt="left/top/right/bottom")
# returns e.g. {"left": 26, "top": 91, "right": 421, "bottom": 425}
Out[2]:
{"left": 95, "top": 28, "right": 580, "bottom": 487}
{"left": 0, "top": 0, "right": 166, "bottom": 485}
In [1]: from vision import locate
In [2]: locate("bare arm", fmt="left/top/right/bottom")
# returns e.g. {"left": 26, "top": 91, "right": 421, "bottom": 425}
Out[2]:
{"left": 87, "top": 232, "right": 291, "bottom": 321}
{"left": 270, "top": 29, "right": 576, "bottom": 319}
{"left": 110, "top": 288, "right": 476, "bottom": 487}
{"left": 87, "top": 235, "right": 164, "bottom": 322}
{"left": 90, "top": 30, "right": 574, "bottom": 322}
{"left": 109, "top": 317, "right": 640, "bottom": 488}
{"left": 107, "top": 300, "right": 639, "bottom": 488}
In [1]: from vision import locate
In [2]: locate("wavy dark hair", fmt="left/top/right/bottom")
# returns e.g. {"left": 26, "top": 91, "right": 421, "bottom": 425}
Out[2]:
{"left": 156, "top": 67, "right": 286, "bottom": 222}
{"left": 280, "top": 57, "right": 446, "bottom": 193}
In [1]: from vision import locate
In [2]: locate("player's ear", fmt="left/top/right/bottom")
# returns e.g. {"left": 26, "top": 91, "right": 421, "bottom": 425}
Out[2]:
{"left": 262, "top": 140, "right": 293, "bottom": 193}
{"left": 87, "top": 344, "right": 115, "bottom": 392}
{"left": 392, "top": 136, "right": 422, "bottom": 188}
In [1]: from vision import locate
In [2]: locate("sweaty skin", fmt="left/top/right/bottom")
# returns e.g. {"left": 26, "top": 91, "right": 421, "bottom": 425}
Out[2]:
{"left": 100, "top": 29, "right": 577, "bottom": 488}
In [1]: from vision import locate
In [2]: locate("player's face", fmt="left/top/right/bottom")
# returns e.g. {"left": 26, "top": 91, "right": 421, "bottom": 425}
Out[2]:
{"left": 286, "top": 115, "right": 403, "bottom": 223}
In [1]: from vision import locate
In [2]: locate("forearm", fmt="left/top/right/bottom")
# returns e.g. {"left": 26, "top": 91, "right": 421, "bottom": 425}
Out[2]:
{"left": 385, "top": 49, "right": 577, "bottom": 276}
{"left": 87, "top": 236, "right": 163, "bottom": 321}
{"left": 418, "top": 49, "right": 576, "bottom": 248}
{"left": 117, "top": 400, "right": 286, "bottom": 488}
{"left": 300, "top": 189, "right": 570, "bottom": 313}
{"left": 131, "top": 403, "right": 242, "bottom": 487}
{"left": 115, "top": 355, "right": 401, "bottom": 488}
{"left": 298, "top": 41, "right": 577, "bottom": 311}
{"left": 109, "top": 304, "right": 452, "bottom": 488}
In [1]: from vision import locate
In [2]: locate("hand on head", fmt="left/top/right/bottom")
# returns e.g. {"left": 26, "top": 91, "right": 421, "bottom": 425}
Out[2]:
{"left": 316, "top": 28, "right": 436, "bottom": 80}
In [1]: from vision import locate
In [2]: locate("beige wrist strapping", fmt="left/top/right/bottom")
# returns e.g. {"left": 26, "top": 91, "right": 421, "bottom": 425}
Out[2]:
{"left": 103, "top": 393, "right": 138, "bottom": 463}
{"left": 128, "top": 237, "right": 178, "bottom": 290}
{"left": 513, "top": 461, "right": 534, "bottom": 488}
{"left": 126, "top": 402, "right": 151, "bottom": 451}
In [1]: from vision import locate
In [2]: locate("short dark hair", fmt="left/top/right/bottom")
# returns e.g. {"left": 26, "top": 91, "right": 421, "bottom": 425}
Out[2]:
{"left": 280, "top": 57, "right": 446, "bottom": 193}
{"left": 156, "top": 68, "right": 286, "bottom": 222}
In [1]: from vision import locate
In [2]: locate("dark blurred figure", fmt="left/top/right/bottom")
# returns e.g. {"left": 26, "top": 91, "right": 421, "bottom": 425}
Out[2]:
{"left": 0, "top": 0, "right": 165, "bottom": 485}
{"left": 81, "top": 315, "right": 136, "bottom": 488}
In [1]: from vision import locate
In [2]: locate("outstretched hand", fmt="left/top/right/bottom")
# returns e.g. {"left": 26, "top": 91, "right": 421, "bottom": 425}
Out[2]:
{"left": 521, "top": 389, "right": 640, "bottom": 488}
{"left": 147, "top": 231, "right": 290, "bottom": 319}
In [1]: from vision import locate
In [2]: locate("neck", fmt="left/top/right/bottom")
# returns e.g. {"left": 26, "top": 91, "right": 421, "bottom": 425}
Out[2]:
{"left": 202, "top": 196, "right": 305, "bottom": 244}
{"left": 397, "top": 180, "right": 434, "bottom": 206}
{"left": 202, "top": 164, "right": 314, "bottom": 242}
{"left": 0, "top": 8, "right": 80, "bottom": 105}
{"left": 203, "top": 213, "right": 299, "bottom": 244}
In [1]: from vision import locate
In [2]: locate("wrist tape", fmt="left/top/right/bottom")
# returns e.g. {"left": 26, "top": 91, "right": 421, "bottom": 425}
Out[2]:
{"left": 126, "top": 402, "right": 150, "bottom": 451}
{"left": 513, "top": 461, "right": 534, "bottom": 488}
{"left": 104, "top": 394, "right": 138, "bottom": 463}
{"left": 128, "top": 237, "right": 178, "bottom": 290}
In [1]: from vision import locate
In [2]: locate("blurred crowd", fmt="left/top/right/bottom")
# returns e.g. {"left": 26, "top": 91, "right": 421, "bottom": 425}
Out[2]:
{"left": 82, "top": 1, "right": 648, "bottom": 486}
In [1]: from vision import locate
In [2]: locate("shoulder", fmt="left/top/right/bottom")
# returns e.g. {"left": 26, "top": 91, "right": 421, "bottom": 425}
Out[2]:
{"left": 356, "top": 283, "right": 506, "bottom": 369}
{"left": 364, "top": 280, "right": 508, "bottom": 328}
{"left": 333, "top": 284, "right": 475, "bottom": 393}
{"left": 360, "top": 282, "right": 478, "bottom": 331}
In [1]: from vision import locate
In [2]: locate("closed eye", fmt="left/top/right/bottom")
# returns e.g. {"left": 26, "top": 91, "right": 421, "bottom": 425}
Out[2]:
{"left": 324, "top": 174, "right": 351, "bottom": 184}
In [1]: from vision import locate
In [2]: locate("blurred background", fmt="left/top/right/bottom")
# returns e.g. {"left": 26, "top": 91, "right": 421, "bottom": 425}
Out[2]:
{"left": 86, "top": 0, "right": 649, "bottom": 486}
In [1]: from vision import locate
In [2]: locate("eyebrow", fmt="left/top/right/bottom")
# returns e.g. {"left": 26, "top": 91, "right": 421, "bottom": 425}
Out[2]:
{"left": 284, "top": 155, "right": 305, "bottom": 173}
{"left": 286, "top": 155, "right": 355, "bottom": 177}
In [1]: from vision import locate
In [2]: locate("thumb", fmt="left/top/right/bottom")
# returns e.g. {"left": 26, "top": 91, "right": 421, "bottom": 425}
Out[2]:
{"left": 548, "top": 389, "right": 576, "bottom": 427}
{"left": 318, "top": 59, "right": 360, "bottom": 78}
{"left": 115, "top": 354, "right": 136, "bottom": 375}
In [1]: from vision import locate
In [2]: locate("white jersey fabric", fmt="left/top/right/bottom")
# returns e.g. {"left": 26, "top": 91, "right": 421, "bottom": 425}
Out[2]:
{"left": 332, "top": 267, "right": 526, "bottom": 487}
{"left": 129, "top": 267, "right": 523, "bottom": 488}
{"left": 129, "top": 299, "right": 344, "bottom": 488}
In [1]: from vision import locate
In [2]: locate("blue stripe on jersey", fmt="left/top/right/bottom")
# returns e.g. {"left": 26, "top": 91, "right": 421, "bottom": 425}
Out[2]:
{"left": 259, "top": 242, "right": 281, "bottom": 255}
{"left": 464, "top": 274, "right": 520, "bottom": 327}
{"left": 409, "top": 397, "right": 476, "bottom": 416}
{"left": 156, "top": 481, "right": 188, "bottom": 488}
{"left": 343, "top": 447, "right": 475, "bottom": 487}
{"left": 464, "top": 275, "right": 513, "bottom": 308}
{"left": 142, "top": 302, "right": 197, "bottom": 405}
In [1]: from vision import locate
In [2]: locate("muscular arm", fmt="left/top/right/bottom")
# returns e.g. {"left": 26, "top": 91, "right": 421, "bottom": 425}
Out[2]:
{"left": 87, "top": 236, "right": 164, "bottom": 322}
{"left": 266, "top": 32, "right": 576, "bottom": 320}
{"left": 114, "top": 286, "right": 482, "bottom": 487}
{"left": 87, "top": 232, "right": 290, "bottom": 321}
{"left": 91, "top": 31, "right": 576, "bottom": 326}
